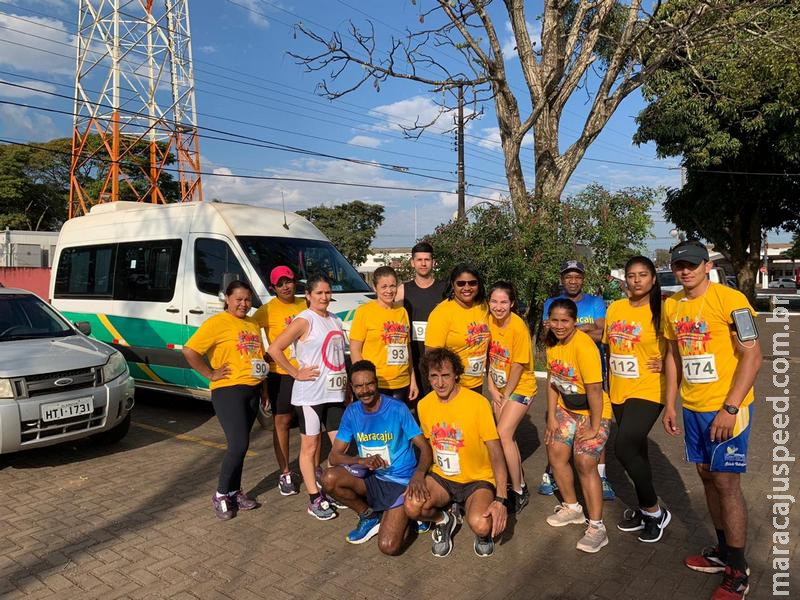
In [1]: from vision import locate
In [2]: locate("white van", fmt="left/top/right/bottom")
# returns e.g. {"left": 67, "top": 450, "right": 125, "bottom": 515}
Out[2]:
{"left": 50, "top": 201, "right": 374, "bottom": 398}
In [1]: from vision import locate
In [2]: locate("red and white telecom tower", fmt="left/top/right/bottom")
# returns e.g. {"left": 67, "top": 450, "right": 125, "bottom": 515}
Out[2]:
{"left": 69, "top": 0, "right": 202, "bottom": 219}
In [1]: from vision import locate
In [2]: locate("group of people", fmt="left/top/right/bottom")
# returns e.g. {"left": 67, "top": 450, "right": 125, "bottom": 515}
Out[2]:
{"left": 182, "top": 239, "right": 760, "bottom": 600}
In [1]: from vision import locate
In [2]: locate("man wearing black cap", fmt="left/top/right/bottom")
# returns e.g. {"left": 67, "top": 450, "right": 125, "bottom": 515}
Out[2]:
{"left": 538, "top": 259, "right": 615, "bottom": 499}
{"left": 661, "top": 240, "right": 761, "bottom": 600}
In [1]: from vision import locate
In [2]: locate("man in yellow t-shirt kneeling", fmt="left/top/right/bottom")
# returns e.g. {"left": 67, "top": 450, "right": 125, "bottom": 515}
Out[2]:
{"left": 404, "top": 348, "right": 508, "bottom": 558}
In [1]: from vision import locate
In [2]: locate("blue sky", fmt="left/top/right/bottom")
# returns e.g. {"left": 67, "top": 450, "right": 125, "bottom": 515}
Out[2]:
{"left": 0, "top": 1, "right": 785, "bottom": 253}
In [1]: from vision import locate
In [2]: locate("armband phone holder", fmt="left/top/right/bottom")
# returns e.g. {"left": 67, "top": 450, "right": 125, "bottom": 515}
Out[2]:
{"left": 731, "top": 308, "right": 758, "bottom": 342}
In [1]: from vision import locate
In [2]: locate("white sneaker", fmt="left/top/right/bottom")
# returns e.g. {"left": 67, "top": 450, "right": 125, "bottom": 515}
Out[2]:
{"left": 576, "top": 523, "right": 609, "bottom": 553}
{"left": 546, "top": 503, "right": 585, "bottom": 527}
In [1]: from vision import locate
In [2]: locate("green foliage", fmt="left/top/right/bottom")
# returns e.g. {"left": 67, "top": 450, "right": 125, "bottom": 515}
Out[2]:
{"left": 654, "top": 248, "right": 672, "bottom": 268}
{"left": 422, "top": 185, "right": 654, "bottom": 333}
{"left": 297, "top": 200, "right": 385, "bottom": 265}
{"left": 783, "top": 232, "right": 800, "bottom": 260}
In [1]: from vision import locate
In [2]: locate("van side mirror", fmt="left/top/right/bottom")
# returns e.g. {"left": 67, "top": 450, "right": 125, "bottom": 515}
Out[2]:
{"left": 75, "top": 321, "right": 91, "bottom": 335}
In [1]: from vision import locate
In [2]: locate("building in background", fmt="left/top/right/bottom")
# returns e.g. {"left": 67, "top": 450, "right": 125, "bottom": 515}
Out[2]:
{"left": 0, "top": 230, "right": 60, "bottom": 298}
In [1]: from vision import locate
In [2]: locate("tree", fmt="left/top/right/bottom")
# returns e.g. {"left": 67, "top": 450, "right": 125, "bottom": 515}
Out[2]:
{"left": 784, "top": 233, "right": 800, "bottom": 260}
{"left": 634, "top": 3, "right": 800, "bottom": 299}
{"left": 291, "top": 0, "right": 777, "bottom": 216}
{"left": 297, "top": 200, "right": 385, "bottom": 265}
{"left": 0, "top": 136, "right": 181, "bottom": 231}
{"left": 654, "top": 248, "right": 672, "bottom": 268}
{"left": 423, "top": 185, "right": 653, "bottom": 347}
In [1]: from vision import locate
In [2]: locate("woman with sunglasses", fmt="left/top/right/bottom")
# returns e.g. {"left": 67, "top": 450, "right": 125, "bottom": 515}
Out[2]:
{"left": 253, "top": 266, "right": 307, "bottom": 497}
{"left": 350, "top": 266, "right": 419, "bottom": 404}
{"left": 425, "top": 263, "right": 490, "bottom": 394}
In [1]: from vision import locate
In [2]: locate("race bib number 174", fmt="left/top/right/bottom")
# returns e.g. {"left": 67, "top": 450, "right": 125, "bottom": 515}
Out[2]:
{"left": 682, "top": 354, "right": 718, "bottom": 383}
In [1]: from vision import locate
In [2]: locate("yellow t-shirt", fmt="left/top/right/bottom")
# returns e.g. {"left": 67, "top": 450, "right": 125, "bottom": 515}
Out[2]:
{"left": 418, "top": 386, "right": 499, "bottom": 485}
{"left": 426, "top": 300, "right": 490, "bottom": 389}
{"left": 662, "top": 282, "right": 756, "bottom": 412}
{"left": 603, "top": 299, "right": 666, "bottom": 405}
{"left": 185, "top": 311, "right": 265, "bottom": 390}
{"left": 349, "top": 301, "right": 411, "bottom": 389}
{"left": 546, "top": 329, "right": 612, "bottom": 419}
{"left": 488, "top": 312, "right": 537, "bottom": 397}
{"left": 253, "top": 297, "right": 307, "bottom": 375}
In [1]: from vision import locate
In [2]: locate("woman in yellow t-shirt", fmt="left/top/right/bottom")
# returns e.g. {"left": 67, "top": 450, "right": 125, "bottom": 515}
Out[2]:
{"left": 487, "top": 281, "right": 537, "bottom": 513}
{"left": 350, "top": 266, "right": 418, "bottom": 405}
{"left": 183, "top": 280, "right": 266, "bottom": 521}
{"left": 425, "top": 264, "right": 490, "bottom": 393}
{"left": 544, "top": 298, "right": 612, "bottom": 553}
{"left": 603, "top": 256, "right": 670, "bottom": 542}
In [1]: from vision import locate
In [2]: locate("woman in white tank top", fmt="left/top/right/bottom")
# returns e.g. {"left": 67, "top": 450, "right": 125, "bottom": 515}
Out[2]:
{"left": 268, "top": 274, "right": 347, "bottom": 520}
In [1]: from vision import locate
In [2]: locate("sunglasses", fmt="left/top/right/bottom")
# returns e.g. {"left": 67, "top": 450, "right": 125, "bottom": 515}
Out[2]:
{"left": 454, "top": 279, "right": 478, "bottom": 288}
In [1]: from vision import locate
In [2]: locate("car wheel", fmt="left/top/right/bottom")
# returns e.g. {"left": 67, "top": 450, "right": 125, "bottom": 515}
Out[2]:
{"left": 93, "top": 412, "right": 131, "bottom": 445}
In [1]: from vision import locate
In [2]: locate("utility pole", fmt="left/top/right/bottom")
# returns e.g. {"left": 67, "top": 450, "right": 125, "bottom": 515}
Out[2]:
{"left": 456, "top": 82, "right": 465, "bottom": 219}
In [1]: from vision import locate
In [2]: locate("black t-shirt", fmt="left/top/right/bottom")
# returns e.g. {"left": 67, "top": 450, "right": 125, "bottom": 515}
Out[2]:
{"left": 403, "top": 278, "right": 448, "bottom": 351}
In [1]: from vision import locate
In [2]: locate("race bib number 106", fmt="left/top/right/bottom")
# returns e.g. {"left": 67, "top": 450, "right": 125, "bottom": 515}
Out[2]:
{"left": 326, "top": 371, "right": 347, "bottom": 392}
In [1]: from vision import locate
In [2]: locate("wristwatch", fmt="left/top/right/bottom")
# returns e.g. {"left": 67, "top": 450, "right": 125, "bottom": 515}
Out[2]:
{"left": 722, "top": 404, "right": 739, "bottom": 415}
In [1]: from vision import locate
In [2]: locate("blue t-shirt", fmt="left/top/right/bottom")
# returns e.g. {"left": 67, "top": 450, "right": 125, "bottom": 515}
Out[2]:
{"left": 336, "top": 395, "right": 422, "bottom": 485}
{"left": 542, "top": 293, "right": 607, "bottom": 326}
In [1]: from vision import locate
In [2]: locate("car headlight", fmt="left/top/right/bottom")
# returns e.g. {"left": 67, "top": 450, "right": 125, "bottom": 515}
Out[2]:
{"left": 102, "top": 352, "right": 129, "bottom": 383}
{"left": 0, "top": 378, "right": 13, "bottom": 399}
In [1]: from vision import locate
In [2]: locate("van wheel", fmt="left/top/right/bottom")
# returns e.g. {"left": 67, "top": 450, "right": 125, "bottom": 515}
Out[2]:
{"left": 94, "top": 412, "right": 131, "bottom": 444}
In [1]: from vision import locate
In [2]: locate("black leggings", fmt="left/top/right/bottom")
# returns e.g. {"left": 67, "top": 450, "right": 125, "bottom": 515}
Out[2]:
{"left": 612, "top": 399, "right": 664, "bottom": 508}
{"left": 211, "top": 384, "right": 260, "bottom": 494}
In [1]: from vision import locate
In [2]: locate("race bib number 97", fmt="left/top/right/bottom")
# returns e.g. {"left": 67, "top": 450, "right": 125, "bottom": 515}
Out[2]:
{"left": 682, "top": 354, "right": 718, "bottom": 383}
{"left": 326, "top": 371, "right": 347, "bottom": 392}
{"left": 466, "top": 355, "right": 486, "bottom": 377}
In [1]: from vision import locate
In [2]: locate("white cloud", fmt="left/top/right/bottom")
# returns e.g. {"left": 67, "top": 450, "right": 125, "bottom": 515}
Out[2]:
{"left": 0, "top": 104, "right": 58, "bottom": 139}
{"left": 0, "top": 79, "right": 58, "bottom": 98}
{"left": 197, "top": 45, "right": 218, "bottom": 54}
{"left": 369, "top": 95, "right": 462, "bottom": 136}
{"left": 0, "top": 13, "right": 75, "bottom": 75}
{"left": 501, "top": 20, "right": 541, "bottom": 61}
{"left": 231, "top": 0, "right": 270, "bottom": 28}
{"left": 474, "top": 126, "right": 533, "bottom": 150}
{"left": 348, "top": 135, "right": 382, "bottom": 148}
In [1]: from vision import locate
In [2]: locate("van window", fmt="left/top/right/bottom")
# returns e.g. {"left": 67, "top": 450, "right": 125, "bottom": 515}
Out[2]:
{"left": 238, "top": 236, "right": 371, "bottom": 293}
{"left": 115, "top": 240, "right": 182, "bottom": 302}
{"left": 54, "top": 245, "right": 116, "bottom": 298}
{"left": 195, "top": 238, "right": 246, "bottom": 296}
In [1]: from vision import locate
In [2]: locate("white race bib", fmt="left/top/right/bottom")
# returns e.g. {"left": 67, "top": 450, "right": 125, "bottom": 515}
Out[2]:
{"left": 609, "top": 354, "right": 639, "bottom": 379}
{"left": 490, "top": 367, "right": 507, "bottom": 388}
{"left": 288, "top": 344, "right": 297, "bottom": 360}
{"left": 434, "top": 448, "right": 461, "bottom": 476}
{"left": 681, "top": 354, "right": 718, "bottom": 383}
{"left": 411, "top": 321, "right": 427, "bottom": 342}
{"left": 386, "top": 343, "right": 409, "bottom": 366}
{"left": 250, "top": 359, "right": 268, "bottom": 379}
{"left": 551, "top": 375, "right": 578, "bottom": 395}
{"left": 360, "top": 443, "right": 391, "bottom": 466}
{"left": 326, "top": 371, "right": 348, "bottom": 392}
{"left": 466, "top": 355, "right": 486, "bottom": 377}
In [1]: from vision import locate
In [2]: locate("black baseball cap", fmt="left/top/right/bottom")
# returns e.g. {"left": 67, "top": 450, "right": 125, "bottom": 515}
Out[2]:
{"left": 560, "top": 260, "right": 585, "bottom": 274}
{"left": 670, "top": 241, "right": 709, "bottom": 265}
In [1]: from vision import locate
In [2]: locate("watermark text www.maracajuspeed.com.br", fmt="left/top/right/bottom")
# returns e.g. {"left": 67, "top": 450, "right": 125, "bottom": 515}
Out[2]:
{"left": 767, "top": 297, "right": 793, "bottom": 596}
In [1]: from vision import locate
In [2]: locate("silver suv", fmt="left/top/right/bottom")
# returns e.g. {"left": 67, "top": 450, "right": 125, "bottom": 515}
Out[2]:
{"left": 0, "top": 288, "right": 135, "bottom": 454}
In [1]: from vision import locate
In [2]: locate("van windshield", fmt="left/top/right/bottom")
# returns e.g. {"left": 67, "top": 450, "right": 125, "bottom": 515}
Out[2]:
{"left": 238, "top": 236, "right": 371, "bottom": 294}
{"left": 0, "top": 294, "right": 74, "bottom": 342}
{"left": 657, "top": 271, "right": 678, "bottom": 287}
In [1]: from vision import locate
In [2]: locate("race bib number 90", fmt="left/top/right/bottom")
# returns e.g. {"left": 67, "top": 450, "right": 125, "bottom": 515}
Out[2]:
{"left": 386, "top": 343, "right": 408, "bottom": 366}
{"left": 250, "top": 359, "right": 268, "bottom": 379}
{"left": 682, "top": 354, "right": 718, "bottom": 383}
{"left": 435, "top": 448, "right": 461, "bottom": 476}
{"left": 326, "top": 371, "right": 348, "bottom": 392}
{"left": 609, "top": 354, "right": 639, "bottom": 379}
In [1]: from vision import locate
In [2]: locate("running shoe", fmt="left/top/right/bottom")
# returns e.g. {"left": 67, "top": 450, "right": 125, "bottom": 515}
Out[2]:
{"left": 711, "top": 566, "right": 749, "bottom": 600}
{"left": 278, "top": 472, "right": 298, "bottom": 496}
{"left": 684, "top": 546, "right": 728, "bottom": 574}
{"left": 538, "top": 472, "right": 557, "bottom": 496}
{"left": 416, "top": 520, "right": 431, "bottom": 533}
{"left": 617, "top": 508, "right": 645, "bottom": 532}
{"left": 546, "top": 503, "right": 585, "bottom": 527}
{"left": 346, "top": 513, "right": 382, "bottom": 544}
{"left": 601, "top": 476, "right": 616, "bottom": 501}
{"left": 431, "top": 510, "right": 457, "bottom": 558}
{"left": 229, "top": 490, "right": 258, "bottom": 510}
{"left": 473, "top": 535, "right": 494, "bottom": 557}
{"left": 638, "top": 508, "right": 671, "bottom": 543}
{"left": 514, "top": 485, "right": 530, "bottom": 514}
{"left": 212, "top": 494, "right": 234, "bottom": 521}
{"left": 307, "top": 496, "right": 337, "bottom": 521}
{"left": 576, "top": 523, "right": 609, "bottom": 553}
{"left": 327, "top": 496, "right": 348, "bottom": 510}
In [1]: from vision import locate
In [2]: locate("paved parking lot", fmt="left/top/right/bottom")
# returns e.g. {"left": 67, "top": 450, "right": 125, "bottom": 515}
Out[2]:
{"left": 1, "top": 318, "right": 798, "bottom": 599}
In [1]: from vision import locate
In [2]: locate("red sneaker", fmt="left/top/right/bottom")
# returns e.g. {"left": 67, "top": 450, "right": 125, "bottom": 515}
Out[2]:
{"left": 711, "top": 566, "right": 749, "bottom": 599}
{"left": 685, "top": 546, "right": 727, "bottom": 574}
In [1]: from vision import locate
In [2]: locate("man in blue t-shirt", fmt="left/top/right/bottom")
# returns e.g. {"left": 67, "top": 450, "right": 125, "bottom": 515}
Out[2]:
{"left": 321, "top": 360, "right": 432, "bottom": 553}
{"left": 540, "top": 260, "right": 615, "bottom": 500}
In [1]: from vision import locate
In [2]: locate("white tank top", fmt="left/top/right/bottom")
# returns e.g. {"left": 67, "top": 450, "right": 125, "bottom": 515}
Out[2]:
{"left": 291, "top": 309, "right": 347, "bottom": 406}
